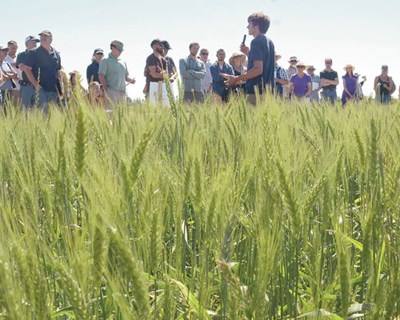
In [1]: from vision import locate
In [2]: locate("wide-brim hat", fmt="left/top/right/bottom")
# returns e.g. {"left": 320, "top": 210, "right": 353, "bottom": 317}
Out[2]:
{"left": 344, "top": 64, "right": 355, "bottom": 70}
{"left": 39, "top": 30, "right": 52, "bottom": 37}
{"left": 275, "top": 53, "right": 282, "bottom": 60}
{"left": 296, "top": 62, "right": 306, "bottom": 68}
{"left": 111, "top": 40, "right": 124, "bottom": 51}
{"left": 229, "top": 52, "right": 246, "bottom": 65}
{"left": 289, "top": 56, "right": 298, "bottom": 63}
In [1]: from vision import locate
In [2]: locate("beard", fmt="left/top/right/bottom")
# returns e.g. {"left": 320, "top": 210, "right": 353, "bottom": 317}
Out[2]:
{"left": 156, "top": 48, "right": 164, "bottom": 55}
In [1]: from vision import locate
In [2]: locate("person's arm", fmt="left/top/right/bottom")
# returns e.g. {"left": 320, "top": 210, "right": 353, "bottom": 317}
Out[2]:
{"left": 343, "top": 77, "right": 352, "bottom": 97}
{"left": 125, "top": 64, "right": 135, "bottom": 84}
{"left": 22, "top": 51, "right": 40, "bottom": 90}
{"left": 86, "top": 65, "right": 92, "bottom": 84}
{"left": 98, "top": 61, "right": 108, "bottom": 90}
{"left": 388, "top": 77, "right": 395, "bottom": 93}
{"left": 148, "top": 66, "right": 164, "bottom": 81}
{"left": 189, "top": 62, "right": 206, "bottom": 80}
{"left": 306, "top": 81, "right": 312, "bottom": 97}
{"left": 179, "top": 59, "right": 192, "bottom": 79}
{"left": 374, "top": 77, "right": 380, "bottom": 92}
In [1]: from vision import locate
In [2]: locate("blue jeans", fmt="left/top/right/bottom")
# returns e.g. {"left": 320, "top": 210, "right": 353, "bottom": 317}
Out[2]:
{"left": 39, "top": 88, "right": 58, "bottom": 113}
{"left": 321, "top": 88, "right": 337, "bottom": 104}
{"left": 20, "top": 84, "right": 36, "bottom": 109}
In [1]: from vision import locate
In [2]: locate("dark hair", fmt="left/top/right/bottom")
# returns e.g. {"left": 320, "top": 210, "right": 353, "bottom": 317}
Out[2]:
{"left": 248, "top": 12, "right": 270, "bottom": 34}
{"left": 151, "top": 39, "right": 161, "bottom": 48}
{"left": 217, "top": 49, "right": 225, "bottom": 55}
{"left": 189, "top": 42, "right": 200, "bottom": 50}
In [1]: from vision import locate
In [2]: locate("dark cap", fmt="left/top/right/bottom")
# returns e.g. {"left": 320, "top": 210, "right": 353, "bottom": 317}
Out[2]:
{"left": 0, "top": 46, "right": 9, "bottom": 52}
{"left": 25, "top": 36, "right": 40, "bottom": 44}
{"left": 39, "top": 30, "right": 52, "bottom": 37}
{"left": 161, "top": 40, "right": 172, "bottom": 50}
{"left": 93, "top": 48, "right": 104, "bottom": 55}
{"left": 150, "top": 39, "right": 162, "bottom": 48}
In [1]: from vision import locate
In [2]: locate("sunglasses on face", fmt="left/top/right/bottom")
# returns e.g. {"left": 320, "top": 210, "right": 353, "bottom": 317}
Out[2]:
{"left": 200, "top": 52, "right": 209, "bottom": 56}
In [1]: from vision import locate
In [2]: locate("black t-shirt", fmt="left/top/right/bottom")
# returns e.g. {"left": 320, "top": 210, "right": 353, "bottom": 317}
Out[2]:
{"left": 245, "top": 34, "right": 275, "bottom": 94}
{"left": 145, "top": 53, "right": 166, "bottom": 82}
{"left": 25, "top": 46, "right": 61, "bottom": 92}
{"left": 165, "top": 56, "right": 176, "bottom": 77}
{"left": 320, "top": 70, "right": 338, "bottom": 90}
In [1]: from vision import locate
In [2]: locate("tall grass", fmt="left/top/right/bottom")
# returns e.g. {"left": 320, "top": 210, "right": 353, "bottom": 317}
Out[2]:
{"left": 0, "top": 96, "right": 399, "bottom": 319}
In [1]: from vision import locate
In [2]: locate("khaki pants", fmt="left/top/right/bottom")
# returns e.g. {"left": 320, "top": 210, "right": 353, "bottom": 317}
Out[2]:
{"left": 106, "top": 89, "right": 127, "bottom": 107}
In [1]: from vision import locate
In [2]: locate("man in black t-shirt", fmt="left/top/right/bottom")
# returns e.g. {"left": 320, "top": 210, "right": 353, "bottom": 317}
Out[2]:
{"left": 320, "top": 58, "right": 339, "bottom": 104}
{"left": 224, "top": 12, "right": 275, "bottom": 105}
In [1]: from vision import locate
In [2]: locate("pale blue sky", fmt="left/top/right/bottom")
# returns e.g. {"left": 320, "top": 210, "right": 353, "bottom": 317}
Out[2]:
{"left": 5, "top": 0, "right": 400, "bottom": 98}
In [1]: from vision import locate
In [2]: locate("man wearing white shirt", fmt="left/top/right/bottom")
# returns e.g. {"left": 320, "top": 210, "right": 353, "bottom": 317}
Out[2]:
{"left": 0, "top": 46, "right": 18, "bottom": 106}
{"left": 5, "top": 41, "right": 20, "bottom": 104}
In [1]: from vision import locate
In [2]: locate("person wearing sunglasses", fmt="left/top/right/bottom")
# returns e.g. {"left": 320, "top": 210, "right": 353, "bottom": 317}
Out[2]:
{"left": 86, "top": 48, "right": 104, "bottom": 85}
{"left": 199, "top": 48, "right": 212, "bottom": 96}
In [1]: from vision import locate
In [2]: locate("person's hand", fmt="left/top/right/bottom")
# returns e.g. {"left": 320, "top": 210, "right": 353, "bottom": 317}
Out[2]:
{"left": 34, "top": 82, "right": 41, "bottom": 92}
{"left": 223, "top": 75, "right": 240, "bottom": 87}
{"left": 128, "top": 78, "right": 136, "bottom": 84}
{"left": 240, "top": 44, "right": 249, "bottom": 56}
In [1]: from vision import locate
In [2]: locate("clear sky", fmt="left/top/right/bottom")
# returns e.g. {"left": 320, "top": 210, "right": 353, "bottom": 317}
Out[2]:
{"left": 4, "top": 0, "right": 400, "bottom": 99}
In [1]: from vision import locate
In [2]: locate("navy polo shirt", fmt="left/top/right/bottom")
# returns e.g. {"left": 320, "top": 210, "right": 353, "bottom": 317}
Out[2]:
{"left": 16, "top": 50, "right": 31, "bottom": 83}
{"left": 245, "top": 34, "right": 275, "bottom": 95}
{"left": 25, "top": 46, "right": 61, "bottom": 92}
{"left": 86, "top": 61, "right": 100, "bottom": 84}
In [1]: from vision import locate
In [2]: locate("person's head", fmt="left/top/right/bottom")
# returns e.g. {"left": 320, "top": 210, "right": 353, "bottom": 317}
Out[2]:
{"left": 161, "top": 40, "right": 171, "bottom": 57}
{"left": 69, "top": 71, "right": 79, "bottom": 87}
{"left": 89, "top": 81, "right": 103, "bottom": 98}
{"left": 247, "top": 12, "right": 271, "bottom": 36}
{"left": 110, "top": 40, "right": 124, "bottom": 58}
{"left": 92, "top": 48, "right": 104, "bottom": 63}
{"left": 229, "top": 53, "right": 246, "bottom": 68}
{"left": 344, "top": 64, "right": 354, "bottom": 75}
{"left": 199, "top": 48, "right": 209, "bottom": 62}
{"left": 307, "top": 65, "right": 316, "bottom": 76}
{"left": 325, "top": 58, "right": 333, "bottom": 70}
{"left": 275, "top": 54, "right": 282, "bottom": 65}
{"left": 216, "top": 49, "right": 226, "bottom": 62}
{"left": 190, "top": 43, "right": 200, "bottom": 57}
{"left": 381, "top": 65, "right": 389, "bottom": 76}
{"left": 0, "top": 47, "right": 8, "bottom": 61}
{"left": 151, "top": 39, "right": 163, "bottom": 55}
{"left": 289, "top": 56, "right": 298, "bottom": 67}
{"left": 25, "top": 36, "right": 39, "bottom": 50}
{"left": 39, "top": 31, "right": 53, "bottom": 48}
{"left": 7, "top": 40, "right": 18, "bottom": 57}
{"left": 297, "top": 62, "right": 306, "bottom": 74}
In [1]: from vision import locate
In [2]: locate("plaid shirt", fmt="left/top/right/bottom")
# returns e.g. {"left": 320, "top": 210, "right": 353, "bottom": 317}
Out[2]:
{"left": 275, "top": 65, "right": 289, "bottom": 95}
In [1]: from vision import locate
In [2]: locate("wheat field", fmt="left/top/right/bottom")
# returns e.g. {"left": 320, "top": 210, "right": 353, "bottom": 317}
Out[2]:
{"left": 0, "top": 97, "right": 399, "bottom": 319}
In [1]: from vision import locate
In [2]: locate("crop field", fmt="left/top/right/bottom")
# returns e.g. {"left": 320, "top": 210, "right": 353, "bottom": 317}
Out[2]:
{"left": 0, "top": 98, "right": 399, "bottom": 319}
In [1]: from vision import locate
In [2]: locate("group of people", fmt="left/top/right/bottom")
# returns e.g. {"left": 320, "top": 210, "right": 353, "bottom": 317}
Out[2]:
{"left": 0, "top": 12, "right": 398, "bottom": 113}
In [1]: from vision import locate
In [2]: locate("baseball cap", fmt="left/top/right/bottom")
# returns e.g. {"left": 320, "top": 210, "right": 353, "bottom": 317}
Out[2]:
{"left": 25, "top": 36, "right": 40, "bottom": 44}
{"left": 0, "top": 46, "right": 9, "bottom": 52}
{"left": 161, "top": 40, "right": 172, "bottom": 50}
{"left": 93, "top": 48, "right": 104, "bottom": 55}
{"left": 39, "top": 30, "right": 53, "bottom": 37}
{"left": 111, "top": 40, "right": 124, "bottom": 51}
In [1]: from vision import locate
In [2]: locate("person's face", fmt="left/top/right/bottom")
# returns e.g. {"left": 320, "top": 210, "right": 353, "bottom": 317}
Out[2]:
{"left": 111, "top": 46, "right": 122, "bottom": 57}
{"left": 290, "top": 60, "right": 297, "bottom": 67}
{"left": 26, "top": 40, "right": 38, "bottom": 50}
{"left": 199, "top": 50, "right": 208, "bottom": 62}
{"left": 162, "top": 47, "right": 168, "bottom": 57}
{"left": 297, "top": 66, "right": 305, "bottom": 73}
{"left": 190, "top": 45, "right": 200, "bottom": 57}
{"left": 217, "top": 51, "right": 225, "bottom": 62}
{"left": 325, "top": 60, "right": 333, "bottom": 69}
{"left": 346, "top": 67, "right": 352, "bottom": 74}
{"left": 40, "top": 35, "right": 52, "bottom": 47}
{"left": 232, "top": 57, "right": 242, "bottom": 67}
{"left": 95, "top": 52, "right": 104, "bottom": 62}
{"left": 382, "top": 67, "right": 388, "bottom": 75}
{"left": 307, "top": 69, "right": 314, "bottom": 76}
{"left": 247, "top": 21, "right": 257, "bottom": 36}
{"left": 153, "top": 43, "right": 163, "bottom": 55}
{"left": 8, "top": 44, "right": 17, "bottom": 56}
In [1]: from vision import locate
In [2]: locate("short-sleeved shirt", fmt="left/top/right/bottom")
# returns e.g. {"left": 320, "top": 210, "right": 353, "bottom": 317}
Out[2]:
{"left": 16, "top": 50, "right": 32, "bottom": 83}
{"left": 320, "top": 70, "right": 338, "bottom": 90}
{"left": 291, "top": 74, "right": 311, "bottom": 97}
{"left": 145, "top": 53, "right": 166, "bottom": 82}
{"left": 25, "top": 46, "right": 61, "bottom": 92}
{"left": 210, "top": 62, "right": 234, "bottom": 97}
{"left": 99, "top": 53, "right": 129, "bottom": 92}
{"left": 86, "top": 61, "right": 100, "bottom": 84}
{"left": 165, "top": 56, "right": 176, "bottom": 77}
{"left": 245, "top": 34, "right": 275, "bottom": 95}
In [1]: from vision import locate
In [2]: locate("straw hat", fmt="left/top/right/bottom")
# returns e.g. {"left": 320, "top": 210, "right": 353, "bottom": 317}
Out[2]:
{"left": 229, "top": 52, "right": 246, "bottom": 65}
{"left": 307, "top": 65, "right": 316, "bottom": 71}
{"left": 275, "top": 53, "right": 282, "bottom": 60}
{"left": 296, "top": 62, "right": 306, "bottom": 68}
{"left": 344, "top": 64, "right": 355, "bottom": 70}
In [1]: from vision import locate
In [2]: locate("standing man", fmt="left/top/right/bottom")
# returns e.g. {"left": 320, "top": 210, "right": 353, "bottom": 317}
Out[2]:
{"left": 98, "top": 40, "right": 135, "bottom": 106}
{"left": 86, "top": 48, "right": 104, "bottom": 85}
{"left": 16, "top": 36, "right": 40, "bottom": 109}
{"left": 199, "top": 48, "right": 212, "bottom": 97}
{"left": 225, "top": 12, "right": 275, "bottom": 105}
{"left": 179, "top": 43, "right": 206, "bottom": 103}
{"left": 306, "top": 65, "right": 320, "bottom": 103}
{"left": 161, "top": 41, "right": 178, "bottom": 81}
{"left": 210, "top": 49, "right": 234, "bottom": 103}
{"left": 145, "top": 39, "right": 168, "bottom": 105}
{"left": 275, "top": 54, "right": 289, "bottom": 98}
{"left": 320, "top": 58, "right": 339, "bottom": 104}
{"left": 23, "top": 30, "right": 62, "bottom": 113}
{"left": 5, "top": 41, "right": 20, "bottom": 104}
{"left": 0, "top": 46, "right": 18, "bottom": 106}
{"left": 374, "top": 65, "right": 395, "bottom": 104}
